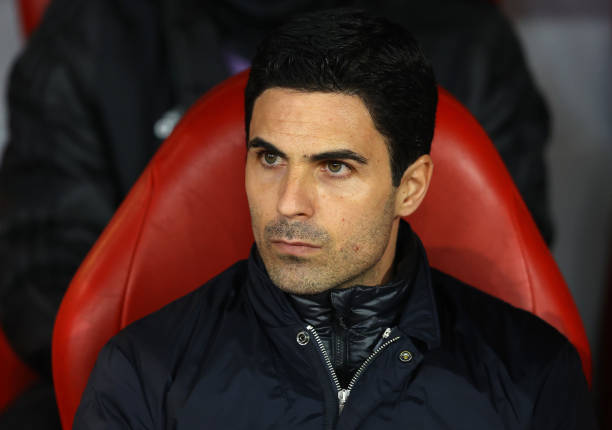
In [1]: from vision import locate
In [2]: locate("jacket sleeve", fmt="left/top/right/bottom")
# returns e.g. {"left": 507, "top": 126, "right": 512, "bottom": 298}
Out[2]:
{"left": 74, "top": 342, "right": 154, "bottom": 430}
{"left": 531, "top": 342, "right": 599, "bottom": 429}
{"left": 0, "top": 0, "right": 117, "bottom": 376}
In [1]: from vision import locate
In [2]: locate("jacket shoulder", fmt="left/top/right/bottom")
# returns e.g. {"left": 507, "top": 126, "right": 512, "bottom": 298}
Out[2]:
{"left": 429, "top": 270, "right": 595, "bottom": 426}
{"left": 76, "top": 260, "right": 250, "bottom": 426}
{"left": 431, "top": 269, "right": 572, "bottom": 371}
{"left": 109, "top": 259, "right": 250, "bottom": 363}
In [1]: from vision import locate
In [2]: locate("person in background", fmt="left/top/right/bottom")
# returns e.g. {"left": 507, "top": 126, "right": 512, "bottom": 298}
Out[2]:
{"left": 0, "top": 0, "right": 552, "bottom": 428}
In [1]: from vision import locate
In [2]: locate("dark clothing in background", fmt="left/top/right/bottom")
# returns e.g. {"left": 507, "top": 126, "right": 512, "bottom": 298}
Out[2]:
{"left": 0, "top": 381, "right": 62, "bottom": 429}
{"left": 0, "top": 0, "right": 552, "bottom": 427}
{"left": 74, "top": 226, "right": 594, "bottom": 429}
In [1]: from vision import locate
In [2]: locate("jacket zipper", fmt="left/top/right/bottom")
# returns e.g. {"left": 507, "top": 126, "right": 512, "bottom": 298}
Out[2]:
{"left": 306, "top": 325, "right": 401, "bottom": 414}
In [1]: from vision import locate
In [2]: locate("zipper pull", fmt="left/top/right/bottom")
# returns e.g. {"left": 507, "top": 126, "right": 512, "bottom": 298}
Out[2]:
{"left": 338, "top": 388, "right": 351, "bottom": 414}
{"left": 373, "top": 327, "right": 393, "bottom": 351}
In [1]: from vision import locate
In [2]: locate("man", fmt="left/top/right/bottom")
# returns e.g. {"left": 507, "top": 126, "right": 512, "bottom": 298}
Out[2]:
{"left": 75, "top": 9, "right": 590, "bottom": 429}
{"left": 1, "top": 1, "right": 552, "bottom": 427}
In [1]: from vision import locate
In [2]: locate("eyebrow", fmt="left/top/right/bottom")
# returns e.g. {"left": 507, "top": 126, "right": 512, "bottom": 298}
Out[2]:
{"left": 310, "top": 150, "right": 368, "bottom": 165}
{"left": 247, "top": 137, "right": 368, "bottom": 165}
{"left": 247, "top": 138, "right": 287, "bottom": 159}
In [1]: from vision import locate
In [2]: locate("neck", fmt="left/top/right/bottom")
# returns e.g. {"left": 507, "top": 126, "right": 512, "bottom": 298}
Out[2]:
{"left": 288, "top": 220, "right": 419, "bottom": 386}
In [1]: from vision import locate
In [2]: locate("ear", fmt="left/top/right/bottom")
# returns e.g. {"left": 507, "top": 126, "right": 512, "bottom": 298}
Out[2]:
{"left": 394, "top": 154, "right": 434, "bottom": 217}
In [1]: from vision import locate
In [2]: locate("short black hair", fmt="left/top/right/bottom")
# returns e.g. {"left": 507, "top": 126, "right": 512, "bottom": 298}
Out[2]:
{"left": 244, "top": 8, "right": 437, "bottom": 186}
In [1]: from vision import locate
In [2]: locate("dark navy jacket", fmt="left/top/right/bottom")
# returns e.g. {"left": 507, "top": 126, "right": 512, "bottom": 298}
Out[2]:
{"left": 74, "top": 240, "right": 595, "bottom": 429}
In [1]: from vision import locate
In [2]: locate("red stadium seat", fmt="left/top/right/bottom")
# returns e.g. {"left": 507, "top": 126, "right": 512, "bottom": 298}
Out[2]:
{"left": 17, "top": 0, "right": 51, "bottom": 38}
{"left": 0, "top": 326, "right": 37, "bottom": 412}
{"left": 52, "top": 70, "right": 591, "bottom": 429}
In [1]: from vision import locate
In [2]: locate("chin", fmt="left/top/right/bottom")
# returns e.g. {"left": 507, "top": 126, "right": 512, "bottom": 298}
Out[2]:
{"left": 267, "top": 265, "right": 331, "bottom": 295}
{"left": 269, "top": 273, "right": 320, "bottom": 295}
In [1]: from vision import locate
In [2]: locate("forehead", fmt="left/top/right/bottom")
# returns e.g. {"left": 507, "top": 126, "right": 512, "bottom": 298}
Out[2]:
{"left": 249, "top": 88, "right": 387, "bottom": 156}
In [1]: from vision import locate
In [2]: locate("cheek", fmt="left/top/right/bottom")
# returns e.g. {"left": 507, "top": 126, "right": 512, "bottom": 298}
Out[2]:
{"left": 247, "top": 194, "right": 268, "bottom": 229}
{"left": 322, "top": 199, "right": 368, "bottom": 239}
{"left": 321, "top": 189, "right": 395, "bottom": 243}
{"left": 246, "top": 176, "right": 277, "bottom": 231}
{"left": 322, "top": 183, "right": 392, "bottom": 222}
{"left": 245, "top": 169, "right": 264, "bottom": 226}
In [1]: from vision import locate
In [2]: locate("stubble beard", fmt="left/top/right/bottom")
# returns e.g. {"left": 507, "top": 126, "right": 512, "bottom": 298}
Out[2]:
{"left": 257, "top": 193, "right": 397, "bottom": 295}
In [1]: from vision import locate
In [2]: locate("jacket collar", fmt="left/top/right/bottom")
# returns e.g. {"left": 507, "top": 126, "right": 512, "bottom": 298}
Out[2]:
{"left": 246, "top": 221, "right": 441, "bottom": 351}
{"left": 396, "top": 236, "right": 441, "bottom": 350}
{"left": 286, "top": 221, "right": 419, "bottom": 335}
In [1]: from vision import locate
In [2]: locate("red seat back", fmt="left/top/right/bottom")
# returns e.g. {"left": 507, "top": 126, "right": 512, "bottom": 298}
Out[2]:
{"left": 53, "top": 70, "right": 590, "bottom": 429}
{"left": 18, "top": 0, "right": 51, "bottom": 38}
{"left": 0, "top": 326, "right": 38, "bottom": 412}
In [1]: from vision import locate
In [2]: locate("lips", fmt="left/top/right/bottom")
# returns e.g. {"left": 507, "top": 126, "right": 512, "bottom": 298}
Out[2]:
{"left": 271, "top": 240, "right": 322, "bottom": 256}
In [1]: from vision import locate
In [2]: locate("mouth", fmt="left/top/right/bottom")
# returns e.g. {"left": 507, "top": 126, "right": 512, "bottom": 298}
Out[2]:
{"left": 270, "top": 240, "right": 322, "bottom": 256}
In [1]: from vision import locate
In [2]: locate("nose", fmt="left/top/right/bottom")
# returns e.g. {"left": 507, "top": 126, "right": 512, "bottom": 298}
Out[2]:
{"left": 277, "top": 167, "right": 315, "bottom": 219}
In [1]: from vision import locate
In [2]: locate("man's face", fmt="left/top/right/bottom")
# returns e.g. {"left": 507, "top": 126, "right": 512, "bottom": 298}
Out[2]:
{"left": 245, "top": 88, "right": 403, "bottom": 295}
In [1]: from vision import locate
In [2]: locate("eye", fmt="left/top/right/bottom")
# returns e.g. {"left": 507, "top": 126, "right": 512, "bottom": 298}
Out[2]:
{"left": 259, "top": 151, "right": 281, "bottom": 167}
{"left": 327, "top": 161, "right": 343, "bottom": 173}
{"left": 325, "top": 161, "right": 351, "bottom": 176}
{"left": 264, "top": 152, "right": 277, "bottom": 164}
